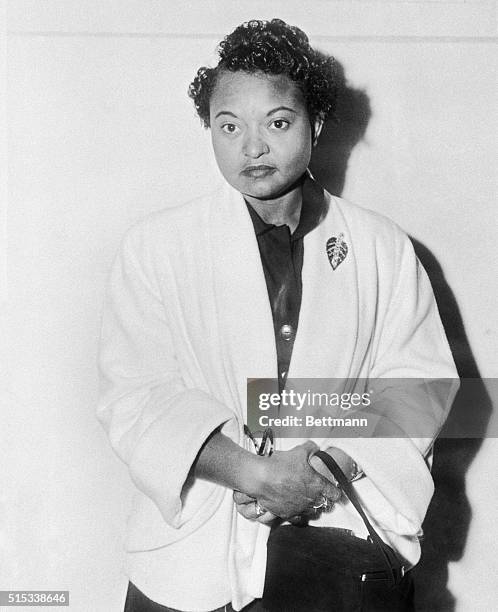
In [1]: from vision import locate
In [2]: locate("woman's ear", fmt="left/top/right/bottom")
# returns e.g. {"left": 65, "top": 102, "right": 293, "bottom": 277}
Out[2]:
{"left": 313, "top": 119, "right": 324, "bottom": 147}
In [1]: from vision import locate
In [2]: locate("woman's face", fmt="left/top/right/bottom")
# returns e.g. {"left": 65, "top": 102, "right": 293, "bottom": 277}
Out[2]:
{"left": 209, "top": 70, "right": 313, "bottom": 203}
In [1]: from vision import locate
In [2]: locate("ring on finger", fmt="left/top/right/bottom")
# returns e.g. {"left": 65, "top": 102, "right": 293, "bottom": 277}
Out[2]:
{"left": 254, "top": 501, "right": 266, "bottom": 517}
{"left": 313, "top": 495, "right": 329, "bottom": 511}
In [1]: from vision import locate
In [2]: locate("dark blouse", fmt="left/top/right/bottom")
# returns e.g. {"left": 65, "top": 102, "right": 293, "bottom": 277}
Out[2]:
{"left": 246, "top": 176, "right": 325, "bottom": 388}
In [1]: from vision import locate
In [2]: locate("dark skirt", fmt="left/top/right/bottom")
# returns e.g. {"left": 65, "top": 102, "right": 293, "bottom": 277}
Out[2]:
{"left": 124, "top": 526, "right": 414, "bottom": 612}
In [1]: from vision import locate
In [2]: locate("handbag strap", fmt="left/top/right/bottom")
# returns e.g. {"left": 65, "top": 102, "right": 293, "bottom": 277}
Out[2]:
{"left": 314, "top": 450, "right": 405, "bottom": 587}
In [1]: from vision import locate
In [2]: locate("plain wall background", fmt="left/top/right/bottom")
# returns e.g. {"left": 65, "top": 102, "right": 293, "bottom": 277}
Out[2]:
{"left": 1, "top": 1, "right": 497, "bottom": 610}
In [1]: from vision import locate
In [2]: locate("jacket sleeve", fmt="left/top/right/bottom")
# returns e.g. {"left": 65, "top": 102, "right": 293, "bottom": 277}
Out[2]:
{"left": 97, "top": 225, "right": 238, "bottom": 528}
{"left": 329, "top": 227, "right": 459, "bottom": 540}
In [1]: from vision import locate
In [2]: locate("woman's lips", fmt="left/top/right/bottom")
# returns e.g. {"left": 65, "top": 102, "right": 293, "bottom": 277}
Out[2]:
{"left": 241, "top": 165, "right": 276, "bottom": 178}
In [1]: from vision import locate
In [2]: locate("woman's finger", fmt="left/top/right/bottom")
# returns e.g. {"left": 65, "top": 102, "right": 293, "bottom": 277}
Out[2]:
{"left": 233, "top": 490, "right": 255, "bottom": 505}
{"left": 256, "top": 511, "right": 277, "bottom": 525}
{"left": 235, "top": 501, "right": 276, "bottom": 522}
{"left": 235, "top": 502, "right": 256, "bottom": 520}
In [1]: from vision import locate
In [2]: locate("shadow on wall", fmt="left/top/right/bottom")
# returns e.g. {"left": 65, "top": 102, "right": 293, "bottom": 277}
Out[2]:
{"left": 310, "top": 62, "right": 492, "bottom": 612}
{"left": 310, "top": 61, "right": 371, "bottom": 197}
{"left": 409, "top": 241, "right": 491, "bottom": 612}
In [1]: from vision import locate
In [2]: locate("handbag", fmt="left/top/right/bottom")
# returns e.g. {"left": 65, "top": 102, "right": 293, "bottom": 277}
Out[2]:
{"left": 259, "top": 451, "right": 413, "bottom": 612}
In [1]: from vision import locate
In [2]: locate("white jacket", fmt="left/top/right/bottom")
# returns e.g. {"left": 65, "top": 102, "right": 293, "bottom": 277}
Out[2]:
{"left": 98, "top": 181, "right": 458, "bottom": 610}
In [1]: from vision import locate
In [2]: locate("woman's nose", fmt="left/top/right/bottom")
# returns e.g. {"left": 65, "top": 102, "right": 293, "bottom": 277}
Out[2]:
{"left": 243, "top": 130, "right": 270, "bottom": 158}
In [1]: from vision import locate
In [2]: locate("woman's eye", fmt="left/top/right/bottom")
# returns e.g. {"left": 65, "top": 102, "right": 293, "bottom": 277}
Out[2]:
{"left": 221, "top": 123, "right": 239, "bottom": 134}
{"left": 271, "top": 119, "right": 290, "bottom": 130}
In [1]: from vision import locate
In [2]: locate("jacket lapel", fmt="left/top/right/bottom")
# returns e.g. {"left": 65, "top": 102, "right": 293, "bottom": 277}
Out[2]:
{"left": 209, "top": 183, "right": 278, "bottom": 422}
{"left": 288, "top": 193, "right": 360, "bottom": 380}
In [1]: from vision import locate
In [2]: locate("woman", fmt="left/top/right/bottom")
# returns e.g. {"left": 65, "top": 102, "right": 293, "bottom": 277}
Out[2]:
{"left": 98, "top": 19, "right": 458, "bottom": 611}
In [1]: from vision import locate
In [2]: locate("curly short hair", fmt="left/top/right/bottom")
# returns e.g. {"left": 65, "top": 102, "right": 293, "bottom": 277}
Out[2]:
{"left": 188, "top": 19, "right": 339, "bottom": 136}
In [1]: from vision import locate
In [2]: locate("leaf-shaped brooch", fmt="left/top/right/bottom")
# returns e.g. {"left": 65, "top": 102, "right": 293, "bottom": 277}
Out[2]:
{"left": 326, "top": 233, "right": 348, "bottom": 270}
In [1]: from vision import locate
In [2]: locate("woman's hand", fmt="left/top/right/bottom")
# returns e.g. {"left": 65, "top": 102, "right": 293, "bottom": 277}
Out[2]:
{"left": 193, "top": 431, "right": 341, "bottom": 521}
{"left": 241, "top": 441, "right": 341, "bottom": 521}
{"left": 233, "top": 490, "right": 277, "bottom": 524}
